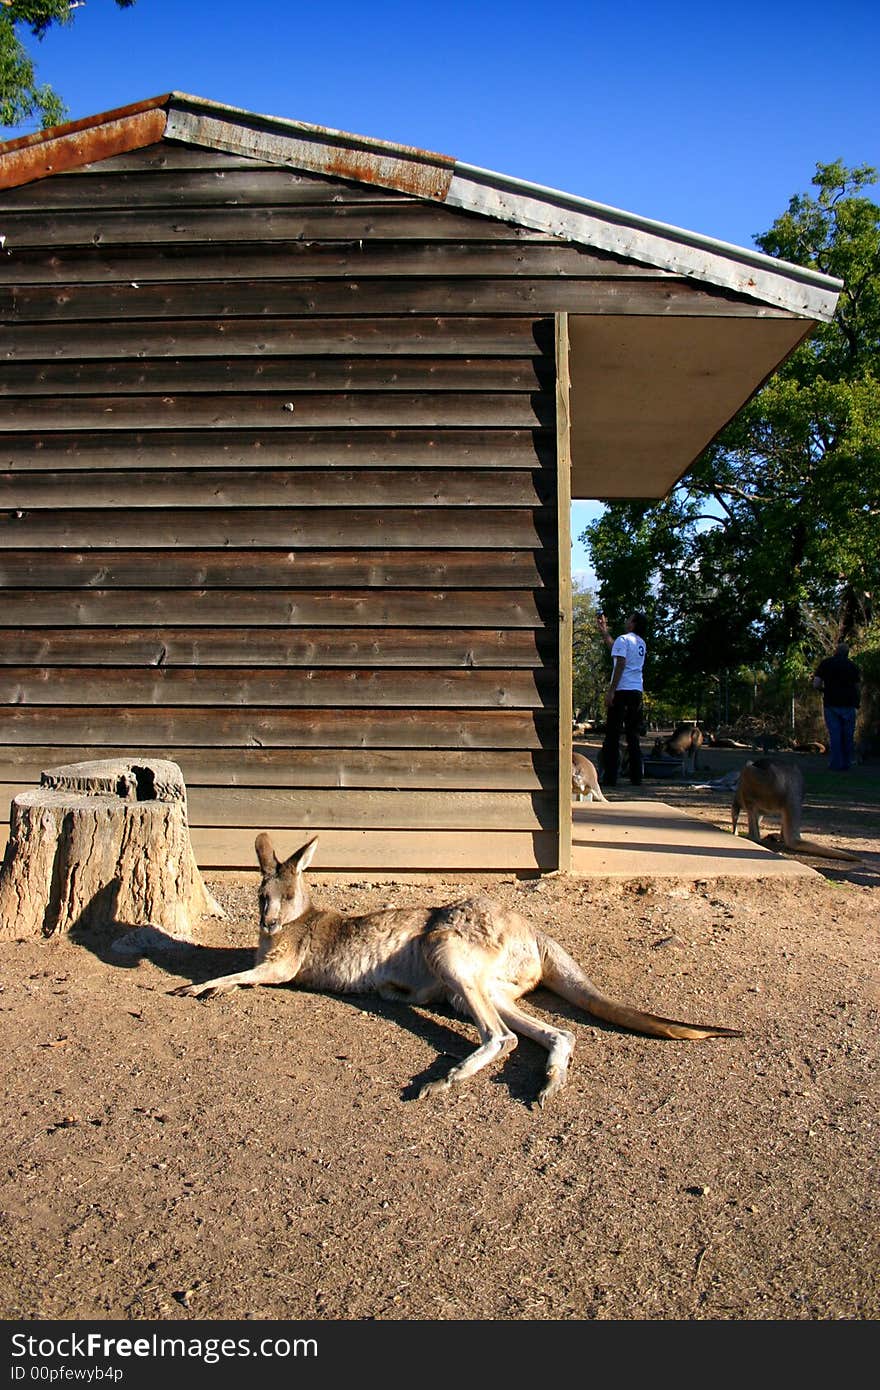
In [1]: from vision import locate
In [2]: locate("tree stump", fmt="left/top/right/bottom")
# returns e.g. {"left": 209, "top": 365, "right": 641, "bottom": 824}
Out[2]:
{"left": 0, "top": 757, "right": 223, "bottom": 941}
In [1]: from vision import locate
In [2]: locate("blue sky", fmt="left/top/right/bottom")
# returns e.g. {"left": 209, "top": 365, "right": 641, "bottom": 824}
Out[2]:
{"left": 8, "top": 0, "right": 878, "bottom": 585}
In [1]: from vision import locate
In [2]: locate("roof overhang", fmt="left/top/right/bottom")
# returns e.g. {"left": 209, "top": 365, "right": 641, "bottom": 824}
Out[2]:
{"left": 568, "top": 315, "right": 814, "bottom": 498}
{"left": 1, "top": 94, "right": 843, "bottom": 499}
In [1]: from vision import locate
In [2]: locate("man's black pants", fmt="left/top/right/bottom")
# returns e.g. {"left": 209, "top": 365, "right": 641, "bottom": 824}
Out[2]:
{"left": 601, "top": 690, "right": 643, "bottom": 786}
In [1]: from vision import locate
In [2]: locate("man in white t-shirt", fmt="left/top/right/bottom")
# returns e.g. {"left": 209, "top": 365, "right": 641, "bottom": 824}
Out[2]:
{"left": 596, "top": 611, "right": 647, "bottom": 786}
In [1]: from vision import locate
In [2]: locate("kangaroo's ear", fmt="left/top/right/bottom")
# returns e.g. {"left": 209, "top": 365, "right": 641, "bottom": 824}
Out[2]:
{"left": 255, "top": 832, "right": 278, "bottom": 876}
{"left": 289, "top": 835, "right": 319, "bottom": 875}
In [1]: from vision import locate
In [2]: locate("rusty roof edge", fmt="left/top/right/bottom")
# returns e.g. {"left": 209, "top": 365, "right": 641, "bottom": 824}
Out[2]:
{"left": 0, "top": 94, "right": 171, "bottom": 156}
{"left": 0, "top": 106, "right": 169, "bottom": 191}
{"left": 164, "top": 94, "right": 455, "bottom": 201}
{"left": 447, "top": 162, "right": 842, "bottom": 321}
{"left": 166, "top": 92, "right": 455, "bottom": 168}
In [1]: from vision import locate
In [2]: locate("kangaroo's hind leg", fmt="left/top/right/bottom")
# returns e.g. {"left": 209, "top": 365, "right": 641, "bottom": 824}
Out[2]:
{"left": 493, "top": 995, "right": 575, "bottom": 1108}
{"left": 417, "top": 949, "right": 518, "bottom": 1099}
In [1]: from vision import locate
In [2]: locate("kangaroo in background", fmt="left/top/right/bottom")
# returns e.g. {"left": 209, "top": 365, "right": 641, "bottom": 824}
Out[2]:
{"left": 732, "top": 758, "right": 860, "bottom": 863}
{"left": 172, "top": 833, "right": 740, "bottom": 1107}
{"left": 663, "top": 723, "right": 704, "bottom": 775}
{"left": 572, "top": 752, "right": 607, "bottom": 802}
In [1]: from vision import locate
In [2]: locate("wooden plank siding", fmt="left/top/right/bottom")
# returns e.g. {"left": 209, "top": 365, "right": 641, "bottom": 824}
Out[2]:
{"left": 0, "top": 145, "right": 557, "bottom": 869}
{"left": 0, "top": 142, "right": 768, "bottom": 870}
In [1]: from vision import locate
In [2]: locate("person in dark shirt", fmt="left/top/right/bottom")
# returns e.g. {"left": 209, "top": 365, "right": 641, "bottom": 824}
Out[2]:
{"left": 812, "top": 641, "right": 861, "bottom": 771}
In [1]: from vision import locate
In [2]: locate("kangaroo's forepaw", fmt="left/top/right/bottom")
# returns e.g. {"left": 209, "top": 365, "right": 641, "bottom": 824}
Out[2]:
{"left": 171, "top": 981, "right": 224, "bottom": 999}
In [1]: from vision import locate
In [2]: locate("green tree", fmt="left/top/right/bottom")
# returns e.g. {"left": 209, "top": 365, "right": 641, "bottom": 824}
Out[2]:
{"left": 571, "top": 580, "right": 605, "bottom": 721}
{"left": 582, "top": 162, "right": 880, "bottom": 714}
{"left": 1, "top": 1, "right": 136, "bottom": 130}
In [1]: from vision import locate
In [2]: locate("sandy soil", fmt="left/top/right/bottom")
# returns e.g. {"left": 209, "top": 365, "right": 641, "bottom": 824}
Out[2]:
{"left": 0, "top": 752, "right": 877, "bottom": 1323}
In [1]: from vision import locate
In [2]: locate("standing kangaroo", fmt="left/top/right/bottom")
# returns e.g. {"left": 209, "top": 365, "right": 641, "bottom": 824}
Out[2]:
{"left": 172, "top": 834, "right": 740, "bottom": 1106}
{"left": 732, "top": 758, "right": 859, "bottom": 862}
{"left": 572, "top": 752, "right": 607, "bottom": 802}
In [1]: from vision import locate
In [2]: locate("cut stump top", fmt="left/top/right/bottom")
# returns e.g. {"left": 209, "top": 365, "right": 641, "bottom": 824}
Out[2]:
{"left": 40, "top": 758, "right": 187, "bottom": 804}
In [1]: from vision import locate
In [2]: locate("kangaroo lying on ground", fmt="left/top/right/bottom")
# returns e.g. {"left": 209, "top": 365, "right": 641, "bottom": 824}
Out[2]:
{"left": 172, "top": 833, "right": 740, "bottom": 1107}
{"left": 732, "top": 758, "right": 860, "bottom": 862}
{"left": 572, "top": 752, "right": 607, "bottom": 802}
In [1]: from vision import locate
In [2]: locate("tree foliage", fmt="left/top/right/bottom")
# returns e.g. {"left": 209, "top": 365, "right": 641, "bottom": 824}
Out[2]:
{"left": 581, "top": 162, "right": 880, "bottom": 716}
{"left": 571, "top": 581, "right": 606, "bottom": 720}
{"left": 1, "top": 1, "right": 136, "bottom": 130}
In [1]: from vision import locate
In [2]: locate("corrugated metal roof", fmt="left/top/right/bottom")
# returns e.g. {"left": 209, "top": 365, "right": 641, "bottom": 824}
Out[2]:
{"left": 0, "top": 92, "right": 842, "bottom": 320}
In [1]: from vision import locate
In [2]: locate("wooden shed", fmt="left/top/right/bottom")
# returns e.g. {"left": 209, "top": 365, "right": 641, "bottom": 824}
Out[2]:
{"left": 0, "top": 94, "right": 841, "bottom": 874}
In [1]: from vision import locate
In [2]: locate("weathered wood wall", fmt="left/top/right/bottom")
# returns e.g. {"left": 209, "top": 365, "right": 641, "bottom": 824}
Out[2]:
{"left": 0, "top": 142, "right": 765, "bottom": 871}
{"left": 0, "top": 144, "right": 568, "bottom": 870}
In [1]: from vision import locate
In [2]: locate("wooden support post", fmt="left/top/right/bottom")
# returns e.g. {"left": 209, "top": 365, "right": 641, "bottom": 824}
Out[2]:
{"left": 555, "top": 312, "right": 573, "bottom": 872}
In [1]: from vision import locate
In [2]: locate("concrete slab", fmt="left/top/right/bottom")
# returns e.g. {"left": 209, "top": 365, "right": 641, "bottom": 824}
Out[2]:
{"left": 571, "top": 799, "right": 817, "bottom": 879}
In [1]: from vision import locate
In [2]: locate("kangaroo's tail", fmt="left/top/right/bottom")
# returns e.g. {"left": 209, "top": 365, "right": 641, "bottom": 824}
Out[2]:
{"left": 537, "top": 933, "right": 741, "bottom": 1041}
{"left": 784, "top": 837, "right": 861, "bottom": 864}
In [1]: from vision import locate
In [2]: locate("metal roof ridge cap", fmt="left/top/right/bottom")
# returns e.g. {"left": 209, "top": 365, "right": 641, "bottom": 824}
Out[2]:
{"left": 166, "top": 92, "right": 455, "bottom": 168}
{"left": 452, "top": 158, "right": 844, "bottom": 293}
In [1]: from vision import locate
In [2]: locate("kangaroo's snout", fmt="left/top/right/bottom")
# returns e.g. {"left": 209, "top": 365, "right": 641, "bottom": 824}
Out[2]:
{"left": 258, "top": 880, "right": 286, "bottom": 934}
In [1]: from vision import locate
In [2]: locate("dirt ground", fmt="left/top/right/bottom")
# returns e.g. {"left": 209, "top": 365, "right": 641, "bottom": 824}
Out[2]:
{"left": 0, "top": 745, "right": 877, "bottom": 1323}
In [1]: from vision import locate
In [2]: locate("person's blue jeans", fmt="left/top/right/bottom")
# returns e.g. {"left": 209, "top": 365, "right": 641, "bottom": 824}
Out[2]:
{"left": 823, "top": 705, "right": 857, "bottom": 771}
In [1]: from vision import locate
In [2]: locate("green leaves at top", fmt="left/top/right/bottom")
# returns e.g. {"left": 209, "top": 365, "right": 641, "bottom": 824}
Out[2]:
{"left": 1, "top": 1, "right": 137, "bottom": 131}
